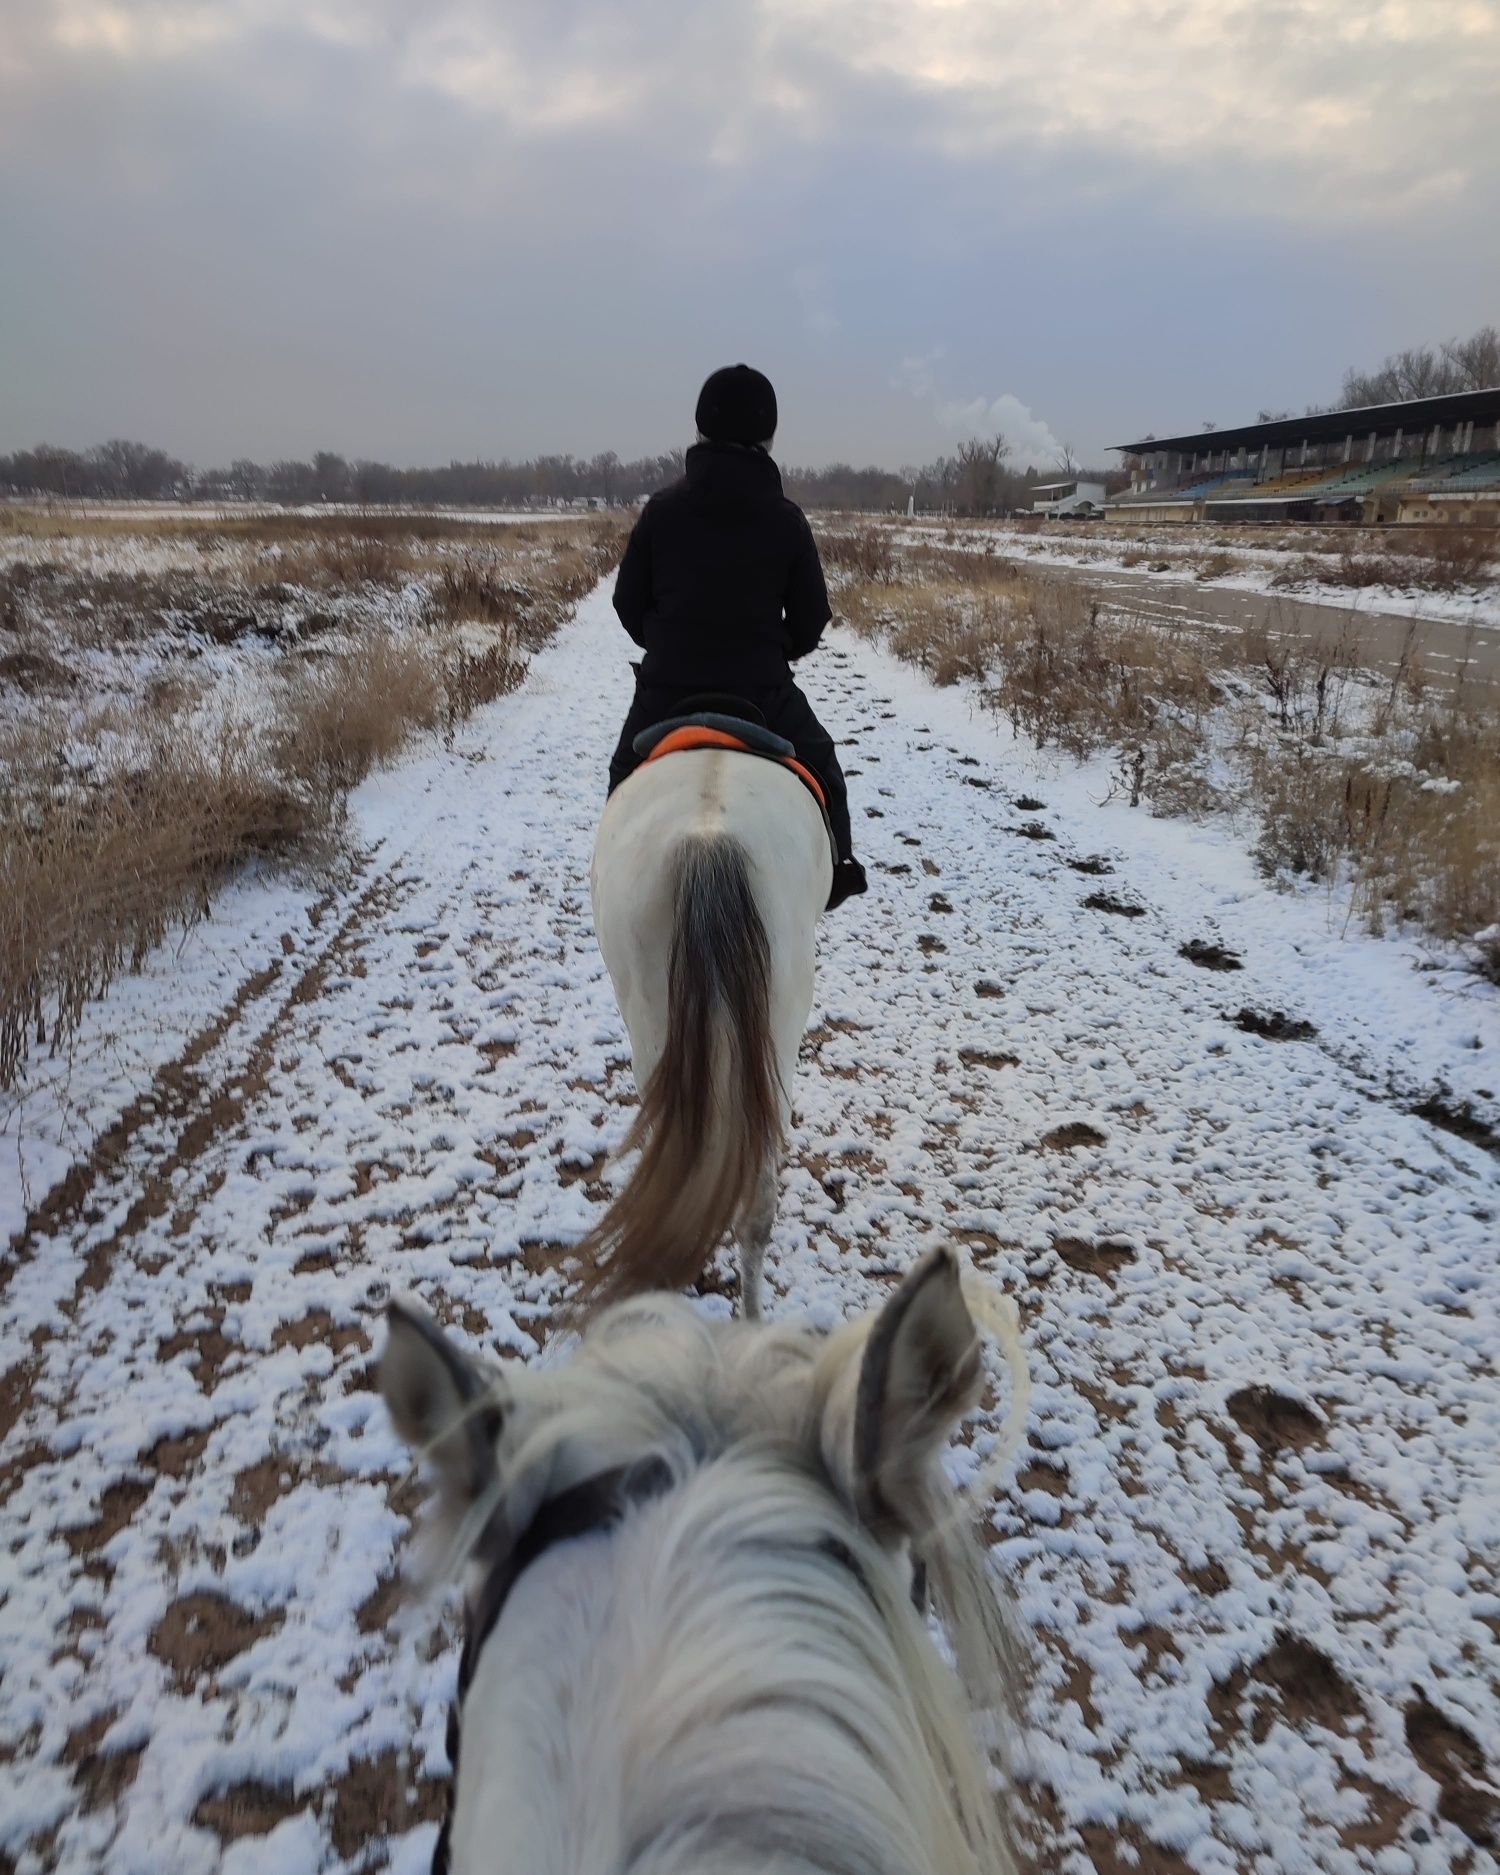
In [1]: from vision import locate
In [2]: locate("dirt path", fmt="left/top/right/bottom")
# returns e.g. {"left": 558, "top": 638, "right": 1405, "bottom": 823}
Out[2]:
{"left": 1, "top": 584, "right": 1496, "bottom": 1873}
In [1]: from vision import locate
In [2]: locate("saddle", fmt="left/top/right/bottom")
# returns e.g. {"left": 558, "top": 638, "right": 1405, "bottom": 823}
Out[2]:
{"left": 632, "top": 693, "right": 837, "bottom": 861}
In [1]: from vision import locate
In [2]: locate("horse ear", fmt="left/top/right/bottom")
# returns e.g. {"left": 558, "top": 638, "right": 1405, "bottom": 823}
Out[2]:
{"left": 381, "top": 1297, "right": 500, "bottom": 1507}
{"left": 849, "top": 1247, "right": 982, "bottom": 1541}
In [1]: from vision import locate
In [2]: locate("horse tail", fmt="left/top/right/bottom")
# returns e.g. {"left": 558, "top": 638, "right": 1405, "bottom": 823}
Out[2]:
{"left": 572, "top": 835, "right": 782, "bottom": 1316}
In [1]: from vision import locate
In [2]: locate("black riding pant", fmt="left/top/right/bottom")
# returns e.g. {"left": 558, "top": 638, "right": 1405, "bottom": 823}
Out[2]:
{"left": 607, "top": 672, "right": 853, "bottom": 861}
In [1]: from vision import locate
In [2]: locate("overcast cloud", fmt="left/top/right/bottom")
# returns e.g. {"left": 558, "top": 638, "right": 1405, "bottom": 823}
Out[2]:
{"left": 2, "top": 0, "right": 1497, "bottom": 469}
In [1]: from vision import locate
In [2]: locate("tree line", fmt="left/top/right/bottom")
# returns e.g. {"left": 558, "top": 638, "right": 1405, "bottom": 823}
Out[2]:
{"left": 0, "top": 435, "right": 1117, "bottom": 516}
{"left": 1251, "top": 323, "right": 1498, "bottom": 423}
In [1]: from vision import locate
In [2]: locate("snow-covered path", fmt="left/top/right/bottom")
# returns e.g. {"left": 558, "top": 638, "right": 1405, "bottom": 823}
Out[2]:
{"left": 2, "top": 582, "right": 1497, "bottom": 1874}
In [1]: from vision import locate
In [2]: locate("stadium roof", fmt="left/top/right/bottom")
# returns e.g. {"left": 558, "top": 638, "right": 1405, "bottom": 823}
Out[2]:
{"left": 1113, "top": 386, "right": 1500, "bottom": 457}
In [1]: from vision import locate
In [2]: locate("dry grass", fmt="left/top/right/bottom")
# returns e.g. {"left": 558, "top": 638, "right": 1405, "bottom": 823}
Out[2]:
{"left": 1268, "top": 527, "right": 1495, "bottom": 596}
{"left": 0, "top": 510, "right": 624, "bottom": 1085}
{"left": 276, "top": 628, "right": 447, "bottom": 792}
{"left": 822, "top": 518, "right": 1500, "bottom": 967}
{"left": 1, "top": 710, "right": 319, "bottom": 1086}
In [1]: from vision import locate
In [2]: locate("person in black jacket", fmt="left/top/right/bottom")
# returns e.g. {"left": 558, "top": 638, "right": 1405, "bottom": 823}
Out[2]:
{"left": 607, "top": 365, "right": 868, "bottom": 909}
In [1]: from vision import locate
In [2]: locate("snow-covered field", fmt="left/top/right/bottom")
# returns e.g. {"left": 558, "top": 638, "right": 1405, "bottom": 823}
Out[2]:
{"left": 895, "top": 518, "right": 1500, "bottom": 633}
{"left": 2, "top": 581, "right": 1497, "bottom": 1873}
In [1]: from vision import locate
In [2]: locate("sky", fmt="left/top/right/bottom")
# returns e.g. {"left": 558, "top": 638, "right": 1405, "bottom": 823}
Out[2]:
{"left": 2, "top": 0, "right": 1498, "bottom": 471}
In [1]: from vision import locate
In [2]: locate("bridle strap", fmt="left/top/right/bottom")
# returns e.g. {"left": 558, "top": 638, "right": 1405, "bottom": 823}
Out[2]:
{"left": 433, "top": 1456, "right": 675, "bottom": 1875}
{"left": 459, "top": 1456, "right": 674, "bottom": 1697}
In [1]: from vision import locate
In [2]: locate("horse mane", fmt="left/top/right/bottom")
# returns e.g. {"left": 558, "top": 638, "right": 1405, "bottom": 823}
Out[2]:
{"left": 445, "top": 1298, "right": 1024, "bottom": 1875}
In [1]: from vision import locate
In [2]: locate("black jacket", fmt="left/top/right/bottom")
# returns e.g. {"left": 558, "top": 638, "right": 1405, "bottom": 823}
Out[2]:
{"left": 612, "top": 442, "right": 832, "bottom": 692}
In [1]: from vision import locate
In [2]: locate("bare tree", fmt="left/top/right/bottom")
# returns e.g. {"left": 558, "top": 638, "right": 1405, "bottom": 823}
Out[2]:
{"left": 954, "top": 434, "right": 1009, "bottom": 515}
{"left": 1055, "top": 441, "right": 1079, "bottom": 477}
{"left": 1340, "top": 325, "right": 1500, "bottom": 407}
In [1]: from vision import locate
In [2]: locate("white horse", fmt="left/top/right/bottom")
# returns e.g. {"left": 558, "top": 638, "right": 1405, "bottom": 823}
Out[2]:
{"left": 580, "top": 747, "right": 832, "bottom": 1317}
{"left": 382, "top": 1247, "right": 1027, "bottom": 1875}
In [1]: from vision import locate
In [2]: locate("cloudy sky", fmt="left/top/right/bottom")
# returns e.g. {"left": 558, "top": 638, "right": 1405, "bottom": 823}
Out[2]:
{"left": 2, "top": 0, "right": 1497, "bottom": 469}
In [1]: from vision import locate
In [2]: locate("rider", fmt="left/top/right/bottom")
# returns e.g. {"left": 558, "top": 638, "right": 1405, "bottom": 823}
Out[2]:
{"left": 607, "top": 365, "right": 868, "bottom": 910}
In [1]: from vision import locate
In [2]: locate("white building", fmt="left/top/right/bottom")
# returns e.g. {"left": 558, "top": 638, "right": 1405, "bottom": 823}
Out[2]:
{"left": 1031, "top": 478, "right": 1107, "bottom": 518}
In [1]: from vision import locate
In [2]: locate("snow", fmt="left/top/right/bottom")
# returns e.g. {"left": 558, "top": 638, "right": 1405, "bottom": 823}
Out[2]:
{"left": 894, "top": 517, "right": 1500, "bottom": 632}
{"left": 2, "top": 579, "right": 1497, "bottom": 1870}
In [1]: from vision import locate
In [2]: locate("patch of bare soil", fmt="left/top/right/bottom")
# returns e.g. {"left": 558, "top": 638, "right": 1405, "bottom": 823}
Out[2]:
{"left": 1180, "top": 939, "right": 1243, "bottom": 972}
{"left": 1036, "top": 1122, "right": 1107, "bottom": 1151}
{"left": 328, "top": 1748, "right": 447, "bottom": 1858}
{"left": 1409, "top": 1095, "right": 1499, "bottom": 1159}
{"left": 1067, "top": 855, "right": 1114, "bottom": 875}
{"left": 959, "top": 1048, "right": 1019, "bottom": 1071}
{"left": 62, "top": 1710, "right": 144, "bottom": 1814}
{"left": 1233, "top": 1008, "right": 1317, "bottom": 1041}
{"left": 193, "top": 1781, "right": 308, "bottom": 1840}
{"left": 148, "top": 1591, "right": 283, "bottom": 1688}
{"left": 270, "top": 1308, "right": 369, "bottom": 1357}
{"left": 1082, "top": 892, "right": 1146, "bottom": 918}
{"left": 1226, "top": 1384, "right": 1325, "bottom": 1455}
{"left": 1405, "top": 1695, "right": 1497, "bottom": 1847}
{"left": 62, "top": 1476, "right": 153, "bottom": 1558}
{"left": 156, "top": 1320, "right": 238, "bottom": 1393}
{"left": 1054, "top": 1235, "right": 1136, "bottom": 1278}
{"left": 1013, "top": 821, "right": 1057, "bottom": 842}
{"left": 518, "top": 1238, "right": 579, "bottom": 1277}
{"left": 1248, "top": 1636, "right": 1363, "bottom": 1740}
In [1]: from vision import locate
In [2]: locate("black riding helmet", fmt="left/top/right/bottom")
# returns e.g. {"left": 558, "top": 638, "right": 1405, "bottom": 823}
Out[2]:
{"left": 695, "top": 365, "right": 778, "bottom": 447}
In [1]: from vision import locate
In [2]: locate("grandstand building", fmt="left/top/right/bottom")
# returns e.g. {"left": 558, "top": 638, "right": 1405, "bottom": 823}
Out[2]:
{"left": 1108, "top": 387, "right": 1500, "bottom": 525}
{"left": 1031, "top": 477, "right": 1107, "bottom": 518}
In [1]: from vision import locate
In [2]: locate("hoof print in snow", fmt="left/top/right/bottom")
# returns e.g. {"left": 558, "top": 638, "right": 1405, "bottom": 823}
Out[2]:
{"left": 1237, "top": 1636, "right": 1362, "bottom": 1745}
{"left": 328, "top": 1751, "right": 449, "bottom": 1856}
{"left": 149, "top": 1591, "right": 283, "bottom": 1689}
{"left": 193, "top": 1781, "right": 306, "bottom": 1843}
{"left": 1226, "top": 1384, "right": 1324, "bottom": 1454}
{"left": 1180, "top": 939, "right": 1243, "bottom": 971}
{"left": 1036, "top": 1122, "right": 1107, "bottom": 1151}
{"left": 959, "top": 1048, "right": 1019, "bottom": 1072}
{"left": 1233, "top": 1007, "right": 1317, "bottom": 1041}
{"left": 1083, "top": 892, "right": 1146, "bottom": 918}
{"left": 520, "top": 1239, "right": 579, "bottom": 1277}
{"left": 1405, "top": 1695, "right": 1498, "bottom": 1848}
{"left": 62, "top": 1476, "right": 154, "bottom": 1559}
{"left": 64, "top": 1711, "right": 145, "bottom": 1813}
{"left": 156, "top": 1323, "right": 237, "bottom": 1393}
{"left": 1013, "top": 821, "right": 1056, "bottom": 841}
{"left": 270, "top": 1308, "right": 368, "bottom": 1356}
{"left": 1054, "top": 1235, "right": 1136, "bottom": 1278}
{"left": 1068, "top": 855, "right": 1114, "bottom": 876}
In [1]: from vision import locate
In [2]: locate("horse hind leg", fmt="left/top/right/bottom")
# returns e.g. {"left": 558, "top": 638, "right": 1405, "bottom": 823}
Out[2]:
{"left": 738, "top": 1162, "right": 779, "bottom": 1320}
